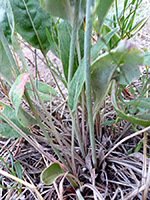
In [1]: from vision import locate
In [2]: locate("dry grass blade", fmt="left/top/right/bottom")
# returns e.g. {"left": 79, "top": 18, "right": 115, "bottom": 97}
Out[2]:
{"left": 0, "top": 169, "right": 43, "bottom": 200}
{"left": 142, "top": 131, "right": 147, "bottom": 199}
{"left": 81, "top": 183, "right": 104, "bottom": 200}
{"left": 111, "top": 187, "right": 124, "bottom": 200}
{"left": 53, "top": 182, "right": 61, "bottom": 200}
{"left": 124, "top": 184, "right": 146, "bottom": 200}
{"left": 103, "top": 126, "right": 150, "bottom": 160}
{"left": 59, "top": 172, "right": 68, "bottom": 200}
{"left": 144, "top": 157, "right": 150, "bottom": 198}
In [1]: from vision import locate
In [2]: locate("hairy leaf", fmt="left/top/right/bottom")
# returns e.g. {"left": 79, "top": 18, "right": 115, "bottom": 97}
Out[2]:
{"left": 0, "top": 0, "right": 11, "bottom": 43}
{"left": 0, "top": 102, "right": 27, "bottom": 138}
{"left": 10, "top": 73, "right": 29, "bottom": 114}
{"left": 14, "top": 161, "right": 22, "bottom": 179}
{"left": 58, "top": 21, "right": 84, "bottom": 81}
{"left": 26, "top": 80, "right": 57, "bottom": 102}
{"left": 9, "top": 73, "right": 36, "bottom": 127}
{"left": 40, "top": 0, "right": 86, "bottom": 27}
{"left": 144, "top": 52, "right": 150, "bottom": 66}
{"left": 68, "top": 29, "right": 119, "bottom": 112}
{"left": 5, "top": 0, "right": 52, "bottom": 53}
{"left": 92, "top": 40, "right": 142, "bottom": 117}
{"left": 0, "top": 40, "right": 12, "bottom": 84}
{"left": 113, "top": 40, "right": 142, "bottom": 85}
{"left": 95, "top": 0, "right": 115, "bottom": 32}
{"left": 36, "top": 81, "right": 57, "bottom": 96}
{"left": 111, "top": 80, "right": 150, "bottom": 127}
{"left": 69, "top": 40, "right": 143, "bottom": 115}
{"left": 41, "top": 162, "right": 65, "bottom": 185}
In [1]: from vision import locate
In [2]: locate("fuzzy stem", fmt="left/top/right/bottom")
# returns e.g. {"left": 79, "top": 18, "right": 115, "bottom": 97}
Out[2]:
{"left": 84, "top": 0, "right": 97, "bottom": 167}
{"left": 24, "top": 90, "right": 71, "bottom": 172}
{"left": 71, "top": 112, "right": 77, "bottom": 177}
{"left": 69, "top": 0, "right": 85, "bottom": 160}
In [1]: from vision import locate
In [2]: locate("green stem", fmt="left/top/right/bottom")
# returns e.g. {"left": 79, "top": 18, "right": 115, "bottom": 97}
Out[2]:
{"left": 0, "top": 112, "right": 53, "bottom": 163}
{"left": 74, "top": 115, "right": 85, "bottom": 158}
{"left": 24, "top": 90, "right": 71, "bottom": 172}
{"left": 15, "top": 38, "right": 70, "bottom": 170}
{"left": 76, "top": 31, "right": 81, "bottom": 66}
{"left": 22, "top": 0, "right": 45, "bottom": 55}
{"left": 14, "top": 37, "right": 61, "bottom": 144}
{"left": 84, "top": 0, "right": 97, "bottom": 167}
{"left": 68, "top": 0, "right": 80, "bottom": 84}
{"left": 76, "top": 25, "right": 86, "bottom": 154}
{"left": 66, "top": 0, "right": 74, "bottom": 25}
{"left": 71, "top": 112, "right": 77, "bottom": 177}
{"left": 22, "top": 0, "right": 65, "bottom": 100}
{"left": 68, "top": 0, "right": 85, "bottom": 160}
{"left": 12, "top": 32, "right": 64, "bottom": 149}
{"left": 34, "top": 49, "right": 39, "bottom": 110}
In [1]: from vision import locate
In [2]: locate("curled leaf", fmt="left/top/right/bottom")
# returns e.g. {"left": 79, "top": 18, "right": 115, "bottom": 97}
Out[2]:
{"left": 41, "top": 162, "right": 65, "bottom": 185}
{"left": 9, "top": 73, "right": 37, "bottom": 127}
{"left": 10, "top": 73, "right": 29, "bottom": 114}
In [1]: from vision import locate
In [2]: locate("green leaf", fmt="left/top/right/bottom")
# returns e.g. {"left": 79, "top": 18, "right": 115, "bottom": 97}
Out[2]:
{"left": 111, "top": 80, "right": 150, "bottom": 127}
{"left": 17, "top": 107, "right": 37, "bottom": 127}
{"left": 0, "top": 102, "right": 27, "bottom": 138}
{"left": 113, "top": 40, "right": 142, "bottom": 85}
{"left": 9, "top": 73, "right": 37, "bottom": 127}
{"left": 8, "top": 150, "right": 14, "bottom": 169}
{"left": 38, "top": 81, "right": 57, "bottom": 96}
{"left": 26, "top": 80, "right": 57, "bottom": 95}
{"left": 0, "top": 0, "right": 11, "bottom": 43}
{"left": 41, "top": 162, "right": 65, "bottom": 185}
{"left": 68, "top": 59, "right": 84, "bottom": 112}
{"left": 10, "top": 73, "right": 29, "bottom": 114}
{"left": 26, "top": 80, "right": 57, "bottom": 102}
{"left": 40, "top": 0, "right": 86, "bottom": 27}
{"left": 126, "top": 98, "right": 150, "bottom": 110}
{"left": 134, "top": 141, "right": 143, "bottom": 152}
{"left": 0, "top": 40, "right": 12, "bottom": 84}
{"left": 58, "top": 21, "right": 84, "bottom": 81}
{"left": 68, "top": 30, "right": 121, "bottom": 112}
{"left": 69, "top": 39, "right": 143, "bottom": 115}
{"left": 91, "top": 40, "right": 142, "bottom": 117}
{"left": 91, "top": 43, "right": 141, "bottom": 100}
{"left": 29, "top": 92, "right": 50, "bottom": 102}
{"left": 91, "top": 52, "right": 118, "bottom": 117}
{"left": 144, "top": 52, "right": 150, "bottom": 66}
{"left": 14, "top": 161, "right": 22, "bottom": 179}
{"left": 0, "top": 124, "right": 21, "bottom": 138}
{"left": 40, "top": 0, "right": 72, "bottom": 24}
{"left": 5, "top": 0, "right": 53, "bottom": 53}
{"left": 95, "top": 0, "right": 115, "bottom": 32}
{"left": 101, "top": 25, "right": 120, "bottom": 48}
{"left": 46, "top": 26, "right": 59, "bottom": 57}
{"left": 91, "top": 28, "right": 119, "bottom": 61}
